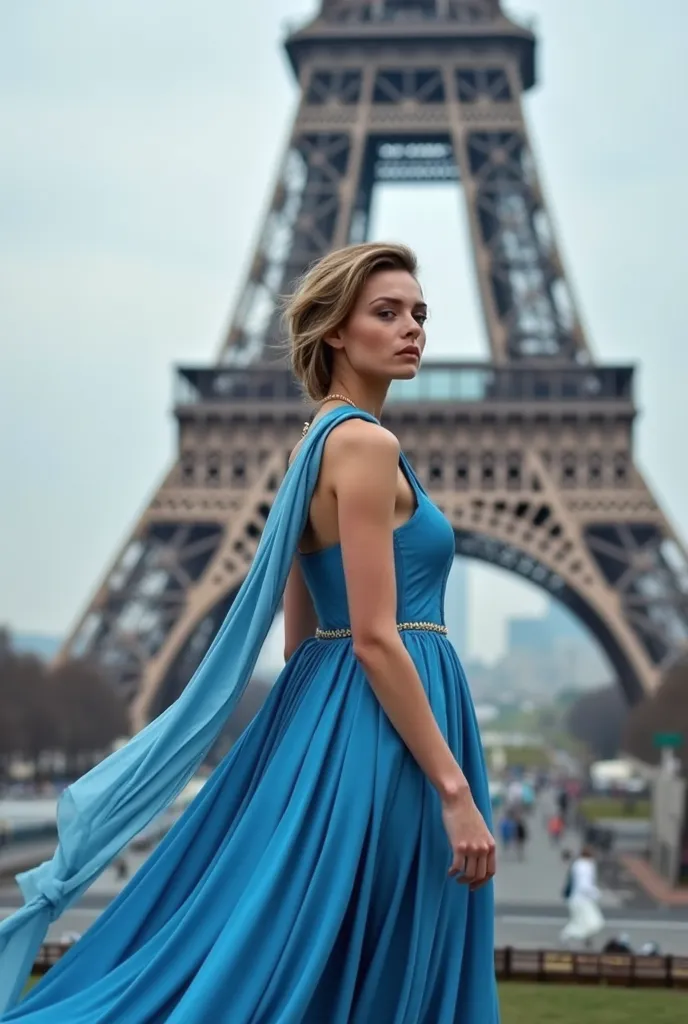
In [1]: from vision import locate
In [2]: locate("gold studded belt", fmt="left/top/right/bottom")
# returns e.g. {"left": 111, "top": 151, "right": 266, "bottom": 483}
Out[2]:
{"left": 315, "top": 621, "right": 448, "bottom": 641}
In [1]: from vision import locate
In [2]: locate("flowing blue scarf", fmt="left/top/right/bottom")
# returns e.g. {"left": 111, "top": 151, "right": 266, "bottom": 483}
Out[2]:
{"left": 0, "top": 407, "right": 374, "bottom": 1012}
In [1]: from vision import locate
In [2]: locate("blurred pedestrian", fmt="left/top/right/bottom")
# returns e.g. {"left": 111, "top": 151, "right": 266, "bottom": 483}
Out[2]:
{"left": 560, "top": 846, "right": 605, "bottom": 949}
{"left": 514, "top": 817, "right": 528, "bottom": 861}
{"left": 499, "top": 813, "right": 516, "bottom": 856}
{"left": 557, "top": 788, "right": 569, "bottom": 822}
{"left": 520, "top": 780, "right": 535, "bottom": 813}
{"left": 547, "top": 812, "right": 564, "bottom": 845}
{"left": 506, "top": 778, "right": 524, "bottom": 813}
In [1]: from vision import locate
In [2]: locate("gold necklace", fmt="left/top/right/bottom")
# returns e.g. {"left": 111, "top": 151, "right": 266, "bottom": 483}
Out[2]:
{"left": 302, "top": 394, "right": 357, "bottom": 437}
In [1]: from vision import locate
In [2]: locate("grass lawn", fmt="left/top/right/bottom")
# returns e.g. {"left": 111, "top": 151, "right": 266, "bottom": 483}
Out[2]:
{"left": 25, "top": 977, "right": 685, "bottom": 1020}
{"left": 500, "top": 983, "right": 685, "bottom": 1023}
{"left": 579, "top": 795, "right": 651, "bottom": 821}
{"left": 502, "top": 746, "right": 551, "bottom": 770}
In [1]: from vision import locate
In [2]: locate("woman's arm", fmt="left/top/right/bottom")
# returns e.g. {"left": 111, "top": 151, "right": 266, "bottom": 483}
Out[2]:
{"left": 283, "top": 558, "right": 318, "bottom": 662}
{"left": 332, "top": 419, "right": 495, "bottom": 888}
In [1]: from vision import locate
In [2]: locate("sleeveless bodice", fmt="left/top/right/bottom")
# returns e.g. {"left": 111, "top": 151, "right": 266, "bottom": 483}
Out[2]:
{"left": 299, "top": 454, "right": 455, "bottom": 631}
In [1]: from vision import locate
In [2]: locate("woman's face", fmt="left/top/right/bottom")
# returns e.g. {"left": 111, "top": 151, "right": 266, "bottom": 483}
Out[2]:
{"left": 327, "top": 269, "right": 427, "bottom": 384}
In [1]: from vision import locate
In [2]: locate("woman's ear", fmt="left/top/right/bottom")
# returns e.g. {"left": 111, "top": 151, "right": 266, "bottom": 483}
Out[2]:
{"left": 323, "top": 327, "right": 345, "bottom": 351}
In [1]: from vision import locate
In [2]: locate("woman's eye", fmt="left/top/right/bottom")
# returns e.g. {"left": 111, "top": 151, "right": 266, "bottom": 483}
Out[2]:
{"left": 377, "top": 308, "right": 427, "bottom": 325}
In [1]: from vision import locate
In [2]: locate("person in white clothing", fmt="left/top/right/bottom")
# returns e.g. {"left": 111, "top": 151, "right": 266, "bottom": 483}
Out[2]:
{"left": 560, "top": 846, "right": 605, "bottom": 948}
{"left": 506, "top": 779, "right": 523, "bottom": 810}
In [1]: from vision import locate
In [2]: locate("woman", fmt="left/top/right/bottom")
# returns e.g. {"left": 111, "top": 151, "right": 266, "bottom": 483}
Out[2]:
{"left": 0, "top": 242, "right": 498, "bottom": 1021}
{"left": 560, "top": 846, "right": 605, "bottom": 949}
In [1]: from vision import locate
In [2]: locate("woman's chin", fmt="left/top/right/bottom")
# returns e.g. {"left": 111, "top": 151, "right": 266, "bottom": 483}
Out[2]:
{"left": 391, "top": 362, "right": 421, "bottom": 381}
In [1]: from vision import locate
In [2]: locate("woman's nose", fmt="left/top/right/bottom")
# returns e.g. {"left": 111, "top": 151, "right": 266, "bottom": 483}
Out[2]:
{"left": 403, "top": 316, "right": 422, "bottom": 338}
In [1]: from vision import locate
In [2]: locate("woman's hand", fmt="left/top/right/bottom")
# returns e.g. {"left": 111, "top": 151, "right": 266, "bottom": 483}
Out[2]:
{"left": 441, "top": 787, "right": 496, "bottom": 891}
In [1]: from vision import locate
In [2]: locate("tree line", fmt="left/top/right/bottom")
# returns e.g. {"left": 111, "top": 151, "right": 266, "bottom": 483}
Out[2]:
{"left": 3, "top": 621, "right": 686, "bottom": 782}
{"left": 565, "top": 654, "right": 688, "bottom": 770}
{"left": 0, "top": 628, "right": 129, "bottom": 782}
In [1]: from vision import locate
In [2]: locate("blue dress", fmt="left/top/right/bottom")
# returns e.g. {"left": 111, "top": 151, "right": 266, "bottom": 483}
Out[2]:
{"left": 1, "top": 412, "right": 499, "bottom": 1022}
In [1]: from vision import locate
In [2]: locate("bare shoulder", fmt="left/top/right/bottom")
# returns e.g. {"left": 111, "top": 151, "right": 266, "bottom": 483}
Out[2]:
{"left": 325, "top": 418, "right": 400, "bottom": 467}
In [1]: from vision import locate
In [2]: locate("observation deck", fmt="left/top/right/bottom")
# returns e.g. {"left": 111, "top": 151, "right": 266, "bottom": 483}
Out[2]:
{"left": 174, "top": 362, "right": 636, "bottom": 426}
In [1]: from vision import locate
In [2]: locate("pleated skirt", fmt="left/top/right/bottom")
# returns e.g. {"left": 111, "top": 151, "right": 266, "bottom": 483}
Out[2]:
{"left": 4, "top": 633, "right": 499, "bottom": 1023}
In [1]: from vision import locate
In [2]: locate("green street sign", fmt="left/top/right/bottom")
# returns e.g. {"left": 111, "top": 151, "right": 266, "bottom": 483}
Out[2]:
{"left": 653, "top": 732, "right": 683, "bottom": 749}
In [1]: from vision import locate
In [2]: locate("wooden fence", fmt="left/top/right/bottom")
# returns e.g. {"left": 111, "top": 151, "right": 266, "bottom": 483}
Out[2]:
{"left": 33, "top": 943, "right": 688, "bottom": 989}
{"left": 495, "top": 947, "right": 688, "bottom": 989}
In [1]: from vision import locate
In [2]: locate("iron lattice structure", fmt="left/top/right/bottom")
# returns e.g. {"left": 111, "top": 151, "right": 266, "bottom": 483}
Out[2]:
{"left": 58, "top": 0, "right": 688, "bottom": 729}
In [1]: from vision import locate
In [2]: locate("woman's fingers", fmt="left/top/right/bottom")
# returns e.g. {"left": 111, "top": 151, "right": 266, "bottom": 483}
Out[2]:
{"left": 469, "top": 853, "right": 491, "bottom": 890}
{"left": 463, "top": 852, "right": 478, "bottom": 884}
{"left": 448, "top": 851, "right": 466, "bottom": 878}
{"left": 475, "top": 853, "right": 488, "bottom": 884}
{"left": 450, "top": 841, "right": 497, "bottom": 886}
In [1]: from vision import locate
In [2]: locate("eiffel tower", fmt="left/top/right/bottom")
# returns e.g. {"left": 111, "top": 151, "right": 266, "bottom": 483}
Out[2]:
{"left": 58, "top": 0, "right": 688, "bottom": 731}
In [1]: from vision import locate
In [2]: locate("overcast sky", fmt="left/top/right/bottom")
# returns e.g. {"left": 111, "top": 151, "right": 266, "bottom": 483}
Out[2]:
{"left": 1, "top": 0, "right": 687, "bottom": 665}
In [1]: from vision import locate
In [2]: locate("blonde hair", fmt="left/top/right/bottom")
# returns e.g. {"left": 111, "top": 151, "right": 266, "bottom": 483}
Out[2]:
{"left": 285, "top": 242, "right": 418, "bottom": 402}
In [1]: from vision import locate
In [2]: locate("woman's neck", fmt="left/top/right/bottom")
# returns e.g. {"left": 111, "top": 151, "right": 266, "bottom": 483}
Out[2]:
{"left": 327, "top": 377, "right": 388, "bottom": 421}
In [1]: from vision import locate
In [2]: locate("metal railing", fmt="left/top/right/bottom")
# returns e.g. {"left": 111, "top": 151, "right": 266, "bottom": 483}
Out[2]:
{"left": 174, "top": 362, "right": 636, "bottom": 409}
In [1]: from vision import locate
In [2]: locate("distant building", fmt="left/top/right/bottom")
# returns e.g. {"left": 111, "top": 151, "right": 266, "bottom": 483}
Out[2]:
{"left": 508, "top": 601, "right": 586, "bottom": 655}
{"left": 506, "top": 600, "right": 608, "bottom": 690}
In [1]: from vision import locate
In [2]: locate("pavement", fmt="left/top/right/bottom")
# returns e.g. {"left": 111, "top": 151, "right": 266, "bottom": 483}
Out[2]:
{"left": 619, "top": 854, "right": 688, "bottom": 908}
{"left": 2, "top": 792, "right": 687, "bottom": 957}
{"left": 493, "top": 799, "right": 651, "bottom": 912}
{"left": 491, "top": 791, "right": 688, "bottom": 954}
